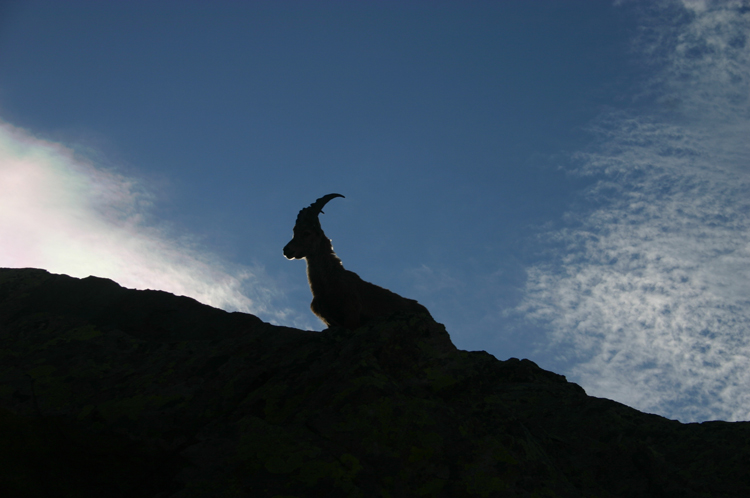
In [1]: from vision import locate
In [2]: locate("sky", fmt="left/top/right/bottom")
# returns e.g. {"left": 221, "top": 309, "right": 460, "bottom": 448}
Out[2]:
{"left": 0, "top": 0, "right": 748, "bottom": 423}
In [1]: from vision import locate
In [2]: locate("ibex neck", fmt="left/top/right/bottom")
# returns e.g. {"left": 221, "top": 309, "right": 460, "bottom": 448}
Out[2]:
{"left": 305, "top": 250, "right": 344, "bottom": 293}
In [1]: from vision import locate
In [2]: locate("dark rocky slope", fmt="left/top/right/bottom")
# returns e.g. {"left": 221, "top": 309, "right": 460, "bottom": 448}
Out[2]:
{"left": 0, "top": 267, "right": 748, "bottom": 497}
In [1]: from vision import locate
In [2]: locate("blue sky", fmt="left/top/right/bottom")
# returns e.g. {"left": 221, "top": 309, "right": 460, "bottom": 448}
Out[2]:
{"left": 1, "top": 0, "right": 748, "bottom": 423}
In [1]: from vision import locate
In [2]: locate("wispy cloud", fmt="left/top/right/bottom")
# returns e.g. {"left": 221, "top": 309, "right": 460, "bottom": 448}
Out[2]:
{"left": 519, "top": 0, "right": 750, "bottom": 422}
{"left": 0, "top": 120, "right": 290, "bottom": 322}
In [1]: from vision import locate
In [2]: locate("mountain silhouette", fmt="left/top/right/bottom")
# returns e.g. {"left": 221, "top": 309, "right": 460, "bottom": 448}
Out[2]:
{"left": 0, "top": 268, "right": 748, "bottom": 497}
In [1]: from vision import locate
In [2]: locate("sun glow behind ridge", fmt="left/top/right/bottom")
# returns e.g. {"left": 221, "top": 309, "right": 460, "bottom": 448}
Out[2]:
{"left": 0, "top": 120, "right": 277, "bottom": 317}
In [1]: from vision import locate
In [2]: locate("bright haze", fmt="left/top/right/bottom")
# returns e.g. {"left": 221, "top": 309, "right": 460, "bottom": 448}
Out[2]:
{"left": 1, "top": 1, "right": 748, "bottom": 423}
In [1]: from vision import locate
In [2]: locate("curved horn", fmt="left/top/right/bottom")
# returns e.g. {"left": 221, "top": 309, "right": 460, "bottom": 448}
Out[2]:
{"left": 310, "top": 193, "right": 345, "bottom": 215}
{"left": 295, "top": 193, "right": 345, "bottom": 228}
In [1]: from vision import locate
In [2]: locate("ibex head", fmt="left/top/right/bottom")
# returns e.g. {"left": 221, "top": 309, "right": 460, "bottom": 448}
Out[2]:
{"left": 283, "top": 193, "right": 344, "bottom": 260}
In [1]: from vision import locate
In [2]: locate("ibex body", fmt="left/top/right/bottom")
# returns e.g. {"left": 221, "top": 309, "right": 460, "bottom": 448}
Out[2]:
{"left": 283, "top": 194, "right": 432, "bottom": 329}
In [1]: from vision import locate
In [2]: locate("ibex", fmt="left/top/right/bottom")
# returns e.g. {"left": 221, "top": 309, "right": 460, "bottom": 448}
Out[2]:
{"left": 283, "top": 194, "right": 432, "bottom": 329}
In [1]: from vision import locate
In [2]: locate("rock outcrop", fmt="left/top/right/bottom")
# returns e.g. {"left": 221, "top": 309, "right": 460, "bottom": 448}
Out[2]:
{"left": 1, "top": 268, "right": 748, "bottom": 497}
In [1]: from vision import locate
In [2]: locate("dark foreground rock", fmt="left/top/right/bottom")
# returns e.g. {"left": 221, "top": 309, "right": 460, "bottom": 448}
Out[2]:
{"left": 0, "top": 268, "right": 748, "bottom": 497}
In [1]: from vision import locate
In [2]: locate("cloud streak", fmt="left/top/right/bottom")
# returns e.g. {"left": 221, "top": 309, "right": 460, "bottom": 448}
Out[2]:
{"left": 519, "top": 0, "right": 750, "bottom": 422}
{"left": 0, "top": 120, "right": 288, "bottom": 321}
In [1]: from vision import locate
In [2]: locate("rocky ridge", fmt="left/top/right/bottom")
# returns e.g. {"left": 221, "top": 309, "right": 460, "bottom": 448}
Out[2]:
{"left": 0, "top": 268, "right": 748, "bottom": 497}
